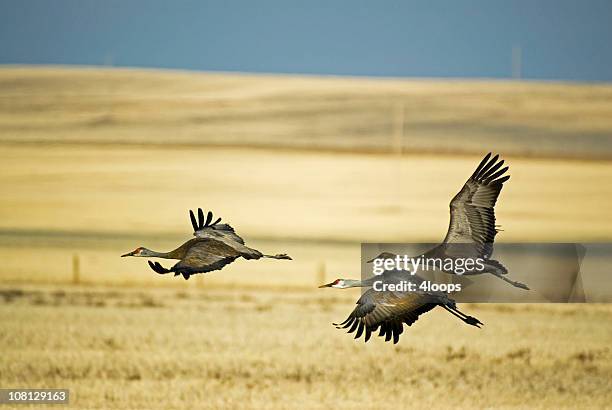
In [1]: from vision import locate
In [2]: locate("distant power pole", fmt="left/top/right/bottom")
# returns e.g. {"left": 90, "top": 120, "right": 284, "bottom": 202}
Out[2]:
{"left": 512, "top": 45, "right": 522, "bottom": 79}
{"left": 316, "top": 262, "right": 326, "bottom": 288}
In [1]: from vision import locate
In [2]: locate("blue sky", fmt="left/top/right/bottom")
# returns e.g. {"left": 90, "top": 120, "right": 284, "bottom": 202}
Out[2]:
{"left": 1, "top": 0, "right": 611, "bottom": 81}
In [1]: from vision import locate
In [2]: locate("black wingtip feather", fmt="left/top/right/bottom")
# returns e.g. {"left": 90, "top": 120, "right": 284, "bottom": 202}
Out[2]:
{"left": 333, "top": 316, "right": 352, "bottom": 327}
{"left": 495, "top": 175, "right": 511, "bottom": 185}
{"left": 342, "top": 318, "right": 355, "bottom": 329}
{"left": 189, "top": 210, "right": 198, "bottom": 231}
{"left": 364, "top": 327, "right": 372, "bottom": 343}
{"left": 484, "top": 166, "right": 509, "bottom": 184}
{"left": 197, "top": 208, "right": 205, "bottom": 229}
{"left": 472, "top": 153, "right": 492, "bottom": 179}
{"left": 393, "top": 323, "right": 402, "bottom": 344}
{"left": 478, "top": 154, "right": 500, "bottom": 179}
{"left": 192, "top": 209, "right": 223, "bottom": 229}
{"left": 355, "top": 322, "right": 364, "bottom": 339}
{"left": 481, "top": 159, "right": 504, "bottom": 180}
{"left": 148, "top": 261, "right": 170, "bottom": 274}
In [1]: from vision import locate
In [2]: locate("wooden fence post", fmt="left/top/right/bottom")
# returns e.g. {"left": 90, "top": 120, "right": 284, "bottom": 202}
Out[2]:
{"left": 72, "top": 254, "right": 80, "bottom": 285}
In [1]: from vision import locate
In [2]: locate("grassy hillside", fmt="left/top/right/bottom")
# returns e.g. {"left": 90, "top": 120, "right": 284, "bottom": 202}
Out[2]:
{"left": 2, "top": 66, "right": 612, "bottom": 158}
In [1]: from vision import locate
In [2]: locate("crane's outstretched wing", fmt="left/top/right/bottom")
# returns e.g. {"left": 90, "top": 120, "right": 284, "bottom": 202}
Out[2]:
{"left": 334, "top": 288, "right": 482, "bottom": 344}
{"left": 440, "top": 153, "right": 509, "bottom": 258}
{"left": 367, "top": 153, "right": 509, "bottom": 265}
{"left": 188, "top": 208, "right": 263, "bottom": 259}
{"left": 334, "top": 289, "right": 439, "bottom": 344}
{"left": 146, "top": 238, "right": 242, "bottom": 279}
{"left": 190, "top": 208, "right": 244, "bottom": 244}
{"left": 173, "top": 238, "right": 242, "bottom": 276}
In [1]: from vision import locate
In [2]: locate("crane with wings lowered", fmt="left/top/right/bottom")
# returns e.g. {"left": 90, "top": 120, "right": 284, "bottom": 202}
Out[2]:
{"left": 122, "top": 208, "right": 291, "bottom": 280}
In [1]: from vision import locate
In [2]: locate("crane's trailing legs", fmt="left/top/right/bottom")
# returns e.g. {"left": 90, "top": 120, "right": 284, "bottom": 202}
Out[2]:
{"left": 263, "top": 253, "right": 292, "bottom": 260}
{"left": 490, "top": 271, "right": 529, "bottom": 290}
{"left": 440, "top": 304, "right": 483, "bottom": 328}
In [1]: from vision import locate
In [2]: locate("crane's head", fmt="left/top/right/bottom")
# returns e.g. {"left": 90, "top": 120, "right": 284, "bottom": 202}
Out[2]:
{"left": 121, "top": 247, "right": 153, "bottom": 257}
{"left": 319, "top": 279, "right": 349, "bottom": 289}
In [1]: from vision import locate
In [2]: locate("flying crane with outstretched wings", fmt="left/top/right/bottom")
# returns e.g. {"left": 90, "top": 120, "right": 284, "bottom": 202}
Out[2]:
{"left": 322, "top": 153, "right": 526, "bottom": 344}
{"left": 122, "top": 208, "right": 291, "bottom": 280}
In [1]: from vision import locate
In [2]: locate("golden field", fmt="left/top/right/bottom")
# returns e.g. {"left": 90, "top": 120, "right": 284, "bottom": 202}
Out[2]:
{"left": 1, "top": 66, "right": 612, "bottom": 409}
{"left": 1, "top": 287, "right": 611, "bottom": 409}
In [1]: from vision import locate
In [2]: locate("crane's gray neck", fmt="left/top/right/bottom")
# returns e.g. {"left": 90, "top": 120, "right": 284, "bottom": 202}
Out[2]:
{"left": 142, "top": 248, "right": 174, "bottom": 259}
{"left": 343, "top": 279, "right": 369, "bottom": 288}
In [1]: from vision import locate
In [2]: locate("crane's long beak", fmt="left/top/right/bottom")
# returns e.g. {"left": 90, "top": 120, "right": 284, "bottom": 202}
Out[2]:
{"left": 318, "top": 282, "right": 333, "bottom": 288}
{"left": 121, "top": 250, "right": 136, "bottom": 257}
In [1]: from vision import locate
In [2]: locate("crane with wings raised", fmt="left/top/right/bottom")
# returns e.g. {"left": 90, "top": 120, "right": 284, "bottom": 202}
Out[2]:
{"left": 121, "top": 208, "right": 291, "bottom": 280}
{"left": 320, "top": 153, "right": 526, "bottom": 344}
{"left": 369, "top": 152, "right": 528, "bottom": 290}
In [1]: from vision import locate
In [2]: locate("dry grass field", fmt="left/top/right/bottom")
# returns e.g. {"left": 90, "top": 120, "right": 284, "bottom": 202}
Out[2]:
{"left": 1, "top": 66, "right": 612, "bottom": 409}
{"left": 1, "top": 287, "right": 611, "bottom": 409}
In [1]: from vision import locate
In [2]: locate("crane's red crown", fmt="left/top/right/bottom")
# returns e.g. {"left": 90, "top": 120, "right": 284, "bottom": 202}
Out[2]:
{"left": 121, "top": 247, "right": 145, "bottom": 257}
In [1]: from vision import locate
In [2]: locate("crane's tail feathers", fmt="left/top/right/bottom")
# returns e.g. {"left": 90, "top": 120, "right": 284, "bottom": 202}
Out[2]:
{"left": 189, "top": 208, "right": 222, "bottom": 232}
{"left": 148, "top": 261, "right": 172, "bottom": 274}
{"left": 441, "top": 304, "right": 483, "bottom": 328}
{"left": 484, "top": 259, "right": 508, "bottom": 275}
{"left": 263, "top": 253, "right": 292, "bottom": 260}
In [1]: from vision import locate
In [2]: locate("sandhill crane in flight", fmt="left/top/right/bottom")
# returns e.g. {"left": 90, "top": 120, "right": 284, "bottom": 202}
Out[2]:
{"left": 319, "top": 271, "right": 483, "bottom": 344}
{"left": 320, "top": 153, "right": 523, "bottom": 343}
{"left": 369, "top": 152, "right": 528, "bottom": 290}
{"left": 122, "top": 208, "right": 291, "bottom": 280}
